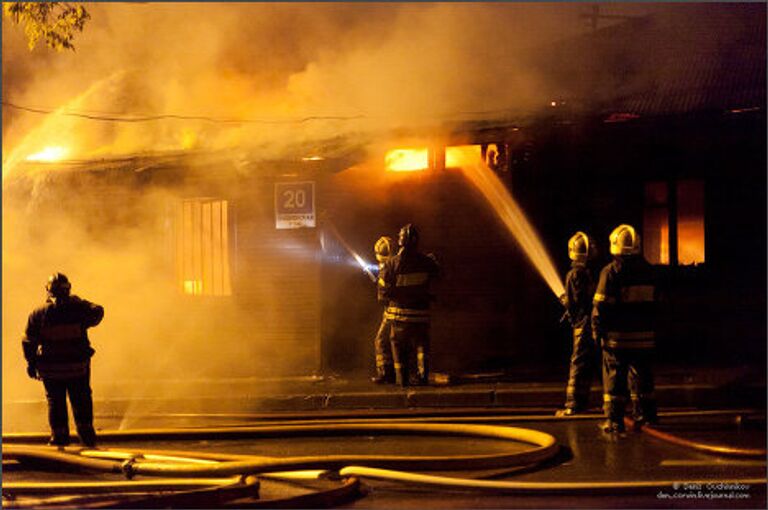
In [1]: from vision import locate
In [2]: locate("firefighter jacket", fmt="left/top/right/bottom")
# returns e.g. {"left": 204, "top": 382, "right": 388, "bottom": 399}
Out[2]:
{"left": 378, "top": 248, "right": 439, "bottom": 323}
{"left": 563, "top": 261, "right": 595, "bottom": 327}
{"left": 591, "top": 256, "right": 657, "bottom": 350}
{"left": 22, "top": 296, "right": 104, "bottom": 379}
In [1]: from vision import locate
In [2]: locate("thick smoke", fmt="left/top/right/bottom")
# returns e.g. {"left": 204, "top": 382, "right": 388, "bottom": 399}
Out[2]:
{"left": 2, "top": 2, "right": 590, "bottom": 165}
{"left": 5, "top": 3, "right": 757, "bottom": 431}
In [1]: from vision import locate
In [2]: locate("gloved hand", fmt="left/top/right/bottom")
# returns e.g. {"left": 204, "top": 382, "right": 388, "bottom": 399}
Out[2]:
{"left": 26, "top": 365, "right": 38, "bottom": 380}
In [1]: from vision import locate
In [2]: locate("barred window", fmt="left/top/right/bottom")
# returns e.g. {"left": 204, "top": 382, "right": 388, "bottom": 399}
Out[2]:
{"left": 175, "top": 198, "right": 232, "bottom": 296}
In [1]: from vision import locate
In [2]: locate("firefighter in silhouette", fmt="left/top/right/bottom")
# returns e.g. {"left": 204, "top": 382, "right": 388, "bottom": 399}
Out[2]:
{"left": 371, "top": 236, "right": 395, "bottom": 384}
{"left": 22, "top": 273, "right": 104, "bottom": 447}
{"left": 592, "top": 225, "right": 658, "bottom": 434}
{"left": 556, "top": 231, "right": 599, "bottom": 416}
{"left": 378, "top": 224, "right": 439, "bottom": 387}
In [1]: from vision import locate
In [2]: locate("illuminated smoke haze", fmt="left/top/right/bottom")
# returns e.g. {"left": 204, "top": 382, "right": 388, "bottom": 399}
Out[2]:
{"left": 5, "top": 2, "right": 738, "bottom": 430}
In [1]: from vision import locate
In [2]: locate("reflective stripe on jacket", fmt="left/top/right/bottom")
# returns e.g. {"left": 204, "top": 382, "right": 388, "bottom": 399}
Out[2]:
{"left": 592, "top": 256, "right": 657, "bottom": 350}
{"left": 384, "top": 306, "right": 431, "bottom": 323}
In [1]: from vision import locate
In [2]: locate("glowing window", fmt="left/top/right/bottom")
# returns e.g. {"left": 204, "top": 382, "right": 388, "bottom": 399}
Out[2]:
{"left": 385, "top": 148, "right": 429, "bottom": 172}
{"left": 445, "top": 145, "right": 482, "bottom": 168}
{"left": 176, "top": 198, "right": 232, "bottom": 296}
{"left": 643, "top": 180, "right": 705, "bottom": 266}
{"left": 643, "top": 182, "right": 669, "bottom": 265}
{"left": 677, "top": 180, "right": 705, "bottom": 265}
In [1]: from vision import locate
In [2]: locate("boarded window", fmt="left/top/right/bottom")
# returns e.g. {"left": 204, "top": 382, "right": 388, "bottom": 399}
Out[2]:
{"left": 643, "top": 181, "right": 670, "bottom": 265}
{"left": 677, "top": 180, "right": 705, "bottom": 265}
{"left": 176, "top": 198, "right": 232, "bottom": 296}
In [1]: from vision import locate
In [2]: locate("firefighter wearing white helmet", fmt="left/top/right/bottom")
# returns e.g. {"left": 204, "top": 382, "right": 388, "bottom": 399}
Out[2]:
{"left": 378, "top": 224, "right": 440, "bottom": 387}
{"left": 22, "top": 273, "right": 104, "bottom": 447}
{"left": 592, "top": 225, "right": 658, "bottom": 434}
{"left": 371, "top": 236, "right": 395, "bottom": 384}
{"left": 556, "top": 232, "right": 599, "bottom": 417}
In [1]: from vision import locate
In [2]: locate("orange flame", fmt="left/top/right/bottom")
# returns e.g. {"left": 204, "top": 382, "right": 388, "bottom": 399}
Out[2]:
{"left": 385, "top": 148, "right": 429, "bottom": 172}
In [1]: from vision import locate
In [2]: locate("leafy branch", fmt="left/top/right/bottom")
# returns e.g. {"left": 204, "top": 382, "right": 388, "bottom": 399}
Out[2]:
{"left": 3, "top": 1, "right": 90, "bottom": 51}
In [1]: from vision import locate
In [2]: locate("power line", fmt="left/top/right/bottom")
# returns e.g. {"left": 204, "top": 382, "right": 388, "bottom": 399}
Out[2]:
{"left": 2, "top": 100, "right": 525, "bottom": 126}
{"left": 1, "top": 101, "right": 367, "bottom": 125}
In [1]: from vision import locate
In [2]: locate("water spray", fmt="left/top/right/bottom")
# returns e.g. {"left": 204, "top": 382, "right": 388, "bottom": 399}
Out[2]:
{"left": 452, "top": 146, "right": 565, "bottom": 299}
{"left": 325, "top": 221, "right": 378, "bottom": 283}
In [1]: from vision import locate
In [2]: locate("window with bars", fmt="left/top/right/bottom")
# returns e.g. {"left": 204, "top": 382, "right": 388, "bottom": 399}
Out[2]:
{"left": 175, "top": 198, "right": 232, "bottom": 296}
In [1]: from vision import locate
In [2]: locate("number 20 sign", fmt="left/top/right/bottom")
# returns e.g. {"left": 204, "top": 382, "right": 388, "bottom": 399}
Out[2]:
{"left": 274, "top": 181, "right": 316, "bottom": 229}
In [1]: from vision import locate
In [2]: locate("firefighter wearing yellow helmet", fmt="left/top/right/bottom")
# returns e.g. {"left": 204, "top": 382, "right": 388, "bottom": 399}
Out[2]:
{"left": 371, "top": 236, "right": 395, "bottom": 384}
{"left": 592, "top": 225, "right": 658, "bottom": 434}
{"left": 556, "top": 231, "right": 599, "bottom": 417}
{"left": 22, "top": 273, "right": 104, "bottom": 447}
{"left": 378, "top": 224, "right": 440, "bottom": 387}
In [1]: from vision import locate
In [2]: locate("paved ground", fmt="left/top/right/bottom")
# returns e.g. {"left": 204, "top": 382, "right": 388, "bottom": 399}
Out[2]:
{"left": 3, "top": 364, "right": 766, "bottom": 434}
{"left": 4, "top": 412, "right": 766, "bottom": 508}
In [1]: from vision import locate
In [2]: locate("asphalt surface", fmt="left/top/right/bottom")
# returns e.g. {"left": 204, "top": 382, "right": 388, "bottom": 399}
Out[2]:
{"left": 4, "top": 411, "right": 766, "bottom": 509}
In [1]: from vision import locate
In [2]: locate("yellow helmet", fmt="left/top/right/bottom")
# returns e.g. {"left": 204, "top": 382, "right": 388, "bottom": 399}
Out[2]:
{"left": 374, "top": 236, "right": 394, "bottom": 263}
{"left": 609, "top": 224, "right": 641, "bottom": 256}
{"left": 568, "top": 231, "right": 596, "bottom": 262}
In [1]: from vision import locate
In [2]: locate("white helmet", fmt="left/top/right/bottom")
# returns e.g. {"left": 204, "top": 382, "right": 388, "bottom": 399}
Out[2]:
{"left": 374, "top": 236, "right": 394, "bottom": 263}
{"left": 568, "top": 231, "right": 597, "bottom": 262}
{"left": 609, "top": 224, "right": 641, "bottom": 256}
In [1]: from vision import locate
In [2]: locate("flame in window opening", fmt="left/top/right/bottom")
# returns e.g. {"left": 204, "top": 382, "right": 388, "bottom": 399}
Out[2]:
{"left": 25, "top": 146, "right": 68, "bottom": 162}
{"left": 183, "top": 280, "right": 203, "bottom": 295}
{"left": 385, "top": 148, "right": 429, "bottom": 172}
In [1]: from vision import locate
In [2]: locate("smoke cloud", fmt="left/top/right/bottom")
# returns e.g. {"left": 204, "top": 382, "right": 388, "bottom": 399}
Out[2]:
{"left": 5, "top": 3, "right": 759, "bottom": 431}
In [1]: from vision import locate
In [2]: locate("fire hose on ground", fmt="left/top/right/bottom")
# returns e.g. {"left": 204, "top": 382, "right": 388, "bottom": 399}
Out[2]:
{"left": 3, "top": 420, "right": 765, "bottom": 508}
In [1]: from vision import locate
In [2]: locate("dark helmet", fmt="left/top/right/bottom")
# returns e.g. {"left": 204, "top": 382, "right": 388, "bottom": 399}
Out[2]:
{"left": 46, "top": 273, "right": 71, "bottom": 297}
{"left": 398, "top": 223, "right": 419, "bottom": 250}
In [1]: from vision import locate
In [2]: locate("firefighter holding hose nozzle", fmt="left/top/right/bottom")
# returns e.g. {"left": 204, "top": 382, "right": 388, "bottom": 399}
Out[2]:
{"left": 378, "top": 224, "right": 440, "bottom": 387}
{"left": 22, "top": 273, "right": 104, "bottom": 447}
{"left": 556, "top": 231, "right": 600, "bottom": 417}
{"left": 592, "top": 225, "right": 658, "bottom": 435}
{"left": 371, "top": 236, "right": 395, "bottom": 384}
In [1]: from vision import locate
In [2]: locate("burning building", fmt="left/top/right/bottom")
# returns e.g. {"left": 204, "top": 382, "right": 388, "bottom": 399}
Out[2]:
{"left": 2, "top": 3, "right": 765, "bottom": 413}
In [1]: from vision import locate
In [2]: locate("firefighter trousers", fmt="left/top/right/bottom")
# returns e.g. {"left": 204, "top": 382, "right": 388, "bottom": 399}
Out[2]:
{"left": 373, "top": 313, "right": 394, "bottom": 379}
{"left": 42, "top": 370, "right": 97, "bottom": 446}
{"left": 602, "top": 347, "right": 657, "bottom": 425}
{"left": 389, "top": 321, "right": 430, "bottom": 387}
{"left": 564, "top": 321, "right": 600, "bottom": 411}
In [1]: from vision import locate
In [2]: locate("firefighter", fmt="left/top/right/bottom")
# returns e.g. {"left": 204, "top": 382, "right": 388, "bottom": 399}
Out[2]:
{"left": 592, "top": 225, "right": 658, "bottom": 434}
{"left": 371, "top": 236, "right": 395, "bottom": 384}
{"left": 556, "top": 231, "right": 599, "bottom": 416}
{"left": 22, "top": 273, "right": 104, "bottom": 447}
{"left": 378, "top": 224, "right": 439, "bottom": 387}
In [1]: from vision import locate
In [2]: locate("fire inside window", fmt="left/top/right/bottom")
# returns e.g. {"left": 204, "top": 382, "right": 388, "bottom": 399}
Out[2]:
{"left": 643, "top": 180, "right": 705, "bottom": 265}
{"left": 176, "top": 198, "right": 232, "bottom": 296}
{"left": 385, "top": 148, "right": 429, "bottom": 172}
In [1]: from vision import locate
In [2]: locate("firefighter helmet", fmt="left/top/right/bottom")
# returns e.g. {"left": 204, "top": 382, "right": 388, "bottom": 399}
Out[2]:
{"left": 374, "top": 236, "right": 394, "bottom": 263}
{"left": 568, "top": 231, "right": 597, "bottom": 262}
{"left": 46, "top": 273, "right": 71, "bottom": 297}
{"left": 609, "top": 224, "right": 641, "bottom": 256}
{"left": 398, "top": 223, "right": 419, "bottom": 249}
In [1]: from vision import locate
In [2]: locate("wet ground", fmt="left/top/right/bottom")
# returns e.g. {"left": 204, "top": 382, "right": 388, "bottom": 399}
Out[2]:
{"left": 4, "top": 411, "right": 765, "bottom": 508}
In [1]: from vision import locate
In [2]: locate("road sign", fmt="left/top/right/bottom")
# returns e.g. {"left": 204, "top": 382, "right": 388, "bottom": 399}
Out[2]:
{"left": 274, "top": 181, "right": 316, "bottom": 229}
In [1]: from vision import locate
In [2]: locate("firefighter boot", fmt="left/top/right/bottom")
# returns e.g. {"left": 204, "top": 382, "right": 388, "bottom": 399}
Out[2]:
{"left": 631, "top": 396, "right": 658, "bottom": 429}
{"left": 48, "top": 427, "right": 71, "bottom": 447}
{"left": 371, "top": 366, "right": 395, "bottom": 385}
{"left": 76, "top": 423, "right": 97, "bottom": 448}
